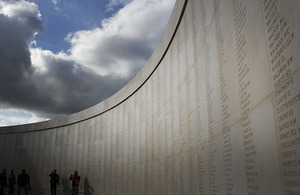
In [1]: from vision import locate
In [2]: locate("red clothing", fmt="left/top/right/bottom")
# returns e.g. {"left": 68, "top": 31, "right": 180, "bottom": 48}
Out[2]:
{"left": 69, "top": 174, "right": 80, "bottom": 186}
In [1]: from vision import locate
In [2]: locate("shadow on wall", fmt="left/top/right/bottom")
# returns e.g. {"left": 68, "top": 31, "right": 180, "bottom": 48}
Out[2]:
{"left": 62, "top": 177, "right": 71, "bottom": 195}
{"left": 84, "top": 177, "right": 94, "bottom": 195}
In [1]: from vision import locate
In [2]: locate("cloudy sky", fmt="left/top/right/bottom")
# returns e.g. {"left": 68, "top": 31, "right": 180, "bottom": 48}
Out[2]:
{"left": 0, "top": 0, "right": 175, "bottom": 126}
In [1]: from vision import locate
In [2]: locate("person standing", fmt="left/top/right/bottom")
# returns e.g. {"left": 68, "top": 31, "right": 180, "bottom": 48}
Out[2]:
{"left": 0, "top": 169, "right": 7, "bottom": 195}
{"left": 69, "top": 171, "right": 80, "bottom": 195}
{"left": 49, "top": 169, "right": 59, "bottom": 195}
{"left": 17, "top": 169, "right": 30, "bottom": 195}
{"left": 8, "top": 170, "right": 16, "bottom": 195}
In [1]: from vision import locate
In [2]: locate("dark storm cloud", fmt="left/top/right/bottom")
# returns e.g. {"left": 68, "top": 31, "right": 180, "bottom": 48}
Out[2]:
{"left": 0, "top": 0, "right": 175, "bottom": 122}
{"left": 0, "top": 12, "right": 41, "bottom": 108}
{"left": 0, "top": 1, "right": 129, "bottom": 118}
{"left": 30, "top": 54, "right": 129, "bottom": 118}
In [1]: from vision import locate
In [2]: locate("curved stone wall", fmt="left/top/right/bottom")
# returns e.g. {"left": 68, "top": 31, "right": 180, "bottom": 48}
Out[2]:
{"left": 0, "top": 0, "right": 300, "bottom": 194}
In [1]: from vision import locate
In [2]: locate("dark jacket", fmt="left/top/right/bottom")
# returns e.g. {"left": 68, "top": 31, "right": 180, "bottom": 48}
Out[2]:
{"left": 8, "top": 173, "right": 16, "bottom": 186}
{"left": 69, "top": 174, "right": 80, "bottom": 186}
{"left": 17, "top": 173, "right": 30, "bottom": 186}
{"left": 0, "top": 171, "right": 7, "bottom": 187}
{"left": 49, "top": 172, "right": 59, "bottom": 187}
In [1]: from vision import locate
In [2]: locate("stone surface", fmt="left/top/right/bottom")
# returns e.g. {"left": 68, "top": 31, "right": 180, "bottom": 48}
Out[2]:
{"left": 0, "top": 0, "right": 300, "bottom": 194}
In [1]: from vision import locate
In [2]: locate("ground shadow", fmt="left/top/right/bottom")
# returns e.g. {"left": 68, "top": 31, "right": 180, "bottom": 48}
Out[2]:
{"left": 83, "top": 178, "right": 94, "bottom": 195}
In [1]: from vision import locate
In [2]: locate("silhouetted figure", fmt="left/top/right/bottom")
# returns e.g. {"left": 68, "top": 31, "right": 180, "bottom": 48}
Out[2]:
{"left": 17, "top": 169, "right": 30, "bottom": 195}
{"left": 83, "top": 178, "right": 94, "bottom": 195}
{"left": 49, "top": 169, "right": 59, "bottom": 195}
{"left": 8, "top": 170, "right": 16, "bottom": 195}
{"left": 0, "top": 169, "right": 7, "bottom": 195}
{"left": 69, "top": 171, "right": 80, "bottom": 195}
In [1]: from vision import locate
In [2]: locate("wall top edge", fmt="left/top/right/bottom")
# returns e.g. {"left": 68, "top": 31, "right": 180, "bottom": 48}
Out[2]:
{"left": 0, "top": 0, "right": 188, "bottom": 134}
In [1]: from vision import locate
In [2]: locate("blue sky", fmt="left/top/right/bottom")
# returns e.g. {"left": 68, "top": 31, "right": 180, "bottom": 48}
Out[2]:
{"left": 0, "top": 0, "right": 175, "bottom": 126}
{"left": 33, "top": 0, "right": 117, "bottom": 52}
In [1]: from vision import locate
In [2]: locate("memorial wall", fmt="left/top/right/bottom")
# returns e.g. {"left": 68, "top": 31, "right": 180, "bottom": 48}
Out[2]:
{"left": 0, "top": 0, "right": 299, "bottom": 194}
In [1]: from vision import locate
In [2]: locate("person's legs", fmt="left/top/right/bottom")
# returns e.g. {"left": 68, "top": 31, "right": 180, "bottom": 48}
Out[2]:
{"left": 71, "top": 186, "right": 79, "bottom": 195}
{"left": 17, "top": 186, "right": 21, "bottom": 195}
{"left": 23, "top": 186, "right": 27, "bottom": 195}
{"left": 8, "top": 187, "right": 12, "bottom": 195}
{"left": 74, "top": 186, "right": 79, "bottom": 195}
{"left": 8, "top": 185, "right": 13, "bottom": 195}
{"left": 51, "top": 186, "right": 57, "bottom": 195}
{"left": 0, "top": 185, "right": 4, "bottom": 195}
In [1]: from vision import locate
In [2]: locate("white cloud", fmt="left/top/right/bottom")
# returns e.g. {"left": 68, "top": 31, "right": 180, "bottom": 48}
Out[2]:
{"left": 0, "top": 0, "right": 175, "bottom": 126}
{"left": 106, "top": 0, "right": 132, "bottom": 11}
{"left": 50, "top": 0, "right": 60, "bottom": 10}
{"left": 108, "top": 0, "right": 131, "bottom": 6}
{"left": 30, "top": 47, "right": 71, "bottom": 73}
{"left": 68, "top": 0, "right": 175, "bottom": 78}
{"left": 0, "top": 0, "right": 41, "bottom": 19}
{"left": 0, "top": 109, "right": 48, "bottom": 127}
{"left": 51, "top": 0, "right": 58, "bottom": 6}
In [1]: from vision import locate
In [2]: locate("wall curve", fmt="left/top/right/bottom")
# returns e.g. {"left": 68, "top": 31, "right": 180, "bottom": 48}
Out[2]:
{"left": 0, "top": 0, "right": 300, "bottom": 194}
